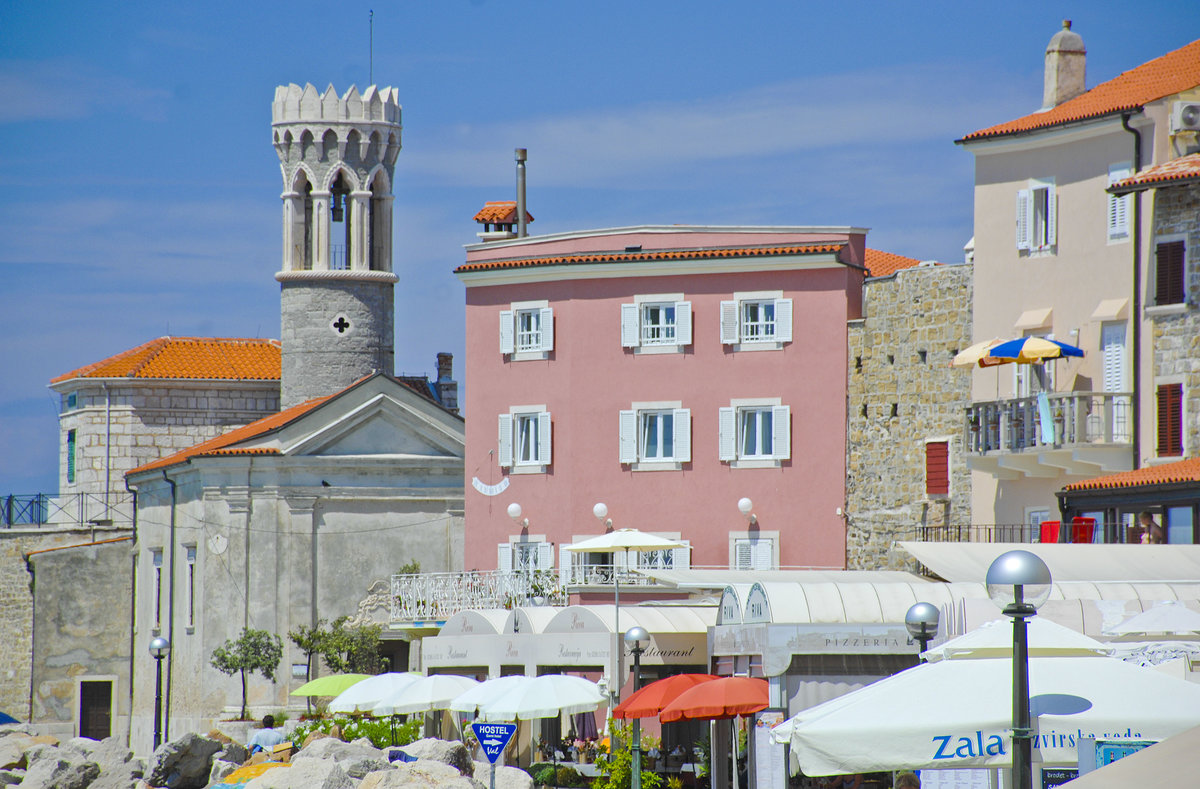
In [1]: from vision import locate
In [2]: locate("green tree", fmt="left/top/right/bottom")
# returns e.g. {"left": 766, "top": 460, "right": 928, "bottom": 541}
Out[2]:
{"left": 287, "top": 618, "right": 329, "bottom": 683}
{"left": 320, "top": 616, "right": 383, "bottom": 675}
{"left": 211, "top": 627, "right": 284, "bottom": 720}
{"left": 591, "top": 723, "right": 663, "bottom": 789}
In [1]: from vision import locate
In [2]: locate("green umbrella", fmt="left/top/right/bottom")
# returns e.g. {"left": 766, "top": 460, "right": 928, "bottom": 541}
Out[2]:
{"left": 290, "top": 673, "right": 370, "bottom": 697}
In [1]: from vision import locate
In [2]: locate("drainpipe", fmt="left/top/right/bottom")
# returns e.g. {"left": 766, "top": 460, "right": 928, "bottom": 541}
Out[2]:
{"left": 1121, "top": 110, "right": 1144, "bottom": 469}
{"left": 124, "top": 476, "right": 138, "bottom": 747}
{"left": 161, "top": 470, "right": 177, "bottom": 743}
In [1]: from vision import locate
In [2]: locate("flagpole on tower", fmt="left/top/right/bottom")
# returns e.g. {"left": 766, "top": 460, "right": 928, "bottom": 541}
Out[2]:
{"left": 369, "top": 9, "right": 374, "bottom": 85}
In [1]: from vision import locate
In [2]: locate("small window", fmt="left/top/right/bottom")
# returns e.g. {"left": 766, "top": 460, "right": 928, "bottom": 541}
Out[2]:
{"left": 151, "top": 549, "right": 164, "bottom": 631}
{"left": 1107, "top": 163, "right": 1131, "bottom": 242}
{"left": 855, "top": 356, "right": 862, "bottom": 371}
{"left": 1155, "top": 240, "right": 1186, "bottom": 306}
{"left": 619, "top": 407, "right": 691, "bottom": 465}
{"left": 733, "top": 537, "right": 774, "bottom": 570}
{"left": 498, "top": 540, "right": 553, "bottom": 572}
{"left": 185, "top": 545, "right": 197, "bottom": 630}
{"left": 739, "top": 407, "right": 775, "bottom": 458}
{"left": 641, "top": 304, "right": 676, "bottom": 345}
{"left": 720, "top": 295, "right": 793, "bottom": 347}
{"left": 515, "top": 309, "right": 542, "bottom": 351}
{"left": 66, "top": 429, "right": 77, "bottom": 484}
{"left": 499, "top": 305, "right": 554, "bottom": 356}
{"left": 925, "top": 441, "right": 949, "bottom": 497}
{"left": 63, "top": 392, "right": 77, "bottom": 413}
{"left": 498, "top": 411, "right": 552, "bottom": 469}
{"left": 1157, "top": 383, "right": 1184, "bottom": 456}
{"left": 719, "top": 404, "right": 790, "bottom": 463}
{"left": 621, "top": 299, "right": 692, "bottom": 349}
{"left": 918, "top": 350, "right": 927, "bottom": 364}
{"left": 1016, "top": 180, "right": 1057, "bottom": 252}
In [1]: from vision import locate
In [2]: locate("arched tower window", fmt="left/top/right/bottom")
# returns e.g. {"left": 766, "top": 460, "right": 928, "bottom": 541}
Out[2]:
{"left": 330, "top": 170, "right": 352, "bottom": 270}
{"left": 369, "top": 170, "right": 390, "bottom": 271}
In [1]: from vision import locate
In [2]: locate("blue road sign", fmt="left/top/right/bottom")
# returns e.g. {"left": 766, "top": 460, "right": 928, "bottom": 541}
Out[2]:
{"left": 472, "top": 722, "right": 518, "bottom": 765}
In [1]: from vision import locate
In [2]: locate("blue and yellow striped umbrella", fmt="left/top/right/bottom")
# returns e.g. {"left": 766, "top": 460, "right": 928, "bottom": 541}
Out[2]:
{"left": 985, "top": 337, "right": 1084, "bottom": 364}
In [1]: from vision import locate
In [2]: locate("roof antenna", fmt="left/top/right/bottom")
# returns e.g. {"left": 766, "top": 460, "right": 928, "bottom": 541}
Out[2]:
{"left": 369, "top": 9, "right": 374, "bottom": 86}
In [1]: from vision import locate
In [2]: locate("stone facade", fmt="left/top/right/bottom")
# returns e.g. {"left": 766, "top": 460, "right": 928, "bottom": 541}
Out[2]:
{"left": 1150, "top": 184, "right": 1200, "bottom": 456}
{"left": 846, "top": 263, "right": 973, "bottom": 569}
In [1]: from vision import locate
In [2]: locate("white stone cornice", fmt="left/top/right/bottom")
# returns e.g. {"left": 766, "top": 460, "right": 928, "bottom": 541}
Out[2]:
{"left": 275, "top": 270, "right": 398, "bottom": 283}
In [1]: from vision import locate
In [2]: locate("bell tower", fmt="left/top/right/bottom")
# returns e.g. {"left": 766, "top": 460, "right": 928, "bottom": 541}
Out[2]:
{"left": 272, "top": 83, "right": 402, "bottom": 408}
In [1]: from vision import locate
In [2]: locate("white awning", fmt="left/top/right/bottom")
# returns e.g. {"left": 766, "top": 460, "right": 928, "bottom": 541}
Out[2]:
{"left": 438, "top": 608, "right": 512, "bottom": 636}
{"left": 1013, "top": 307, "right": 1053, "bottom": 330}
{"left": 899, "top": 541, "right": 1200, "bottom": 583}
{"left": 641, "top": 569, "right": 929, "bottom": 591}
{"left": 1090, "top": 297, "right": 1129, "bottom": 321}
{"left": 543, "top": 604, "right": 717, "bottom": 635}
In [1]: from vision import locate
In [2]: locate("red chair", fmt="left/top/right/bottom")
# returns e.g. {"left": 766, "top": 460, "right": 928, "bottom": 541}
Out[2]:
{"left": 1039, "top": 520, "right": 1061, "bottom": 543}
{"left": 1071, "top": 516, "right": 1096, "bottom": 544}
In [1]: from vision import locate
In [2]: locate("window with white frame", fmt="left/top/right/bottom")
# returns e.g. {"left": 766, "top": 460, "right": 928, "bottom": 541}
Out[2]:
{"left": 185, "top": 545, "right": 197, "bottom": 630}
{"left": 500, "top": 303, "right": 554, "bottom": 356}
{"left": 720, "top": 292, "right": 792, "bottom": 346}
{"left": 1107, "top": 163, "right": 1131, "bottom": 242}
{"left": 619, "top": 404, "right": 691, "bottom": 466}
{"left": 621, "top": 296, "right": 692, "bottom": 349}
{"left": 498, "top": 409, "right": 552, "bottom": 469}
{"left": 733, "top": 536, "right": 775, "bottom": 570}
{"left": 1016, "top": 178, "right": 1056, "bottom": 253}
{"left": 498, "top": 539, "right": 554, "bottom": 572}
{"left": 151, "top": 549, "right": 163, "bottom": 632}
{"left": 719, "top": 401, "right": 790, "bottom": 464}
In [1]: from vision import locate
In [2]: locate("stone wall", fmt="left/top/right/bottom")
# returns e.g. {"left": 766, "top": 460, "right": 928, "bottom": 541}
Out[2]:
{"left": 846, "top": 263, "right": 973, "bottom": 570}
{"left": 1150, "top": 185, "right": 1200, "bottom": 456}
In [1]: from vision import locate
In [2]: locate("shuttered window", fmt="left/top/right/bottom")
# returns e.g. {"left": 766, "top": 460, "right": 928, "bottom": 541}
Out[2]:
{"left": 500, "top": 306, "right": 554, "bottom": 355}
{"left": 925, "top": 441, "right": 949, "bottom": 497}
{"left": 734, "top": 538, "right": 774, "bottom": 570}
{"left": 66, "top": 429, "right": 76, "bottom": 484}
{"left": 1107, "top": 163, "right": 1131, "bottom": 241}
{"left": 1017, "top": 179, "right": 1056, "bottom": 252}
{"left": 1155, "top": 241, "right": 1186, "bottom": 305}
{"left": 1157, "top": 384, "right": 1184, "bottom": 457}
{"left": 498, "top": 411, "right": 552, "bottom": 468}
{"left": 719, "top": 297, "right": 793, "bottom": 345}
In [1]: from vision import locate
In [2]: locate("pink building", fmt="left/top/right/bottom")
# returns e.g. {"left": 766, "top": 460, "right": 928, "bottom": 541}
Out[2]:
{"left": 456, "top": 223, "right": 868, "bottom": 575}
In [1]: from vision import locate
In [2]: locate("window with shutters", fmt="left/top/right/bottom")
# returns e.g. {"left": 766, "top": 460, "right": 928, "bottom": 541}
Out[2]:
{"left": 66, "top": 429, "right": 77, "bottom": 484}
{"left": 732, "top": 537, "right": 776, "bottom": 570}
{"left": 1107, "top": 163, "right": 1131, "bottom": 242}
{"left": 150, "top": 549, "right": 163, "bottom": 632}
{"left": 1016, "top": 179, "right": 1056, "bottom": 254}
{"left": 1100, "top": 322, "right": 1131, "bottom": 443}
{"left": 1157, "top": 383, "right": 1184, "bottom": 457}
{"left": 184, "top": 545, "right": 197, "bottom": 631}
{"left": 925, "top": 440, "right": 949, "bottom": 498}
{"left": 1154, "top": 239, "right": 1186, "bottom": 306}
{"left": 498, "top": 538, "right": 554, "bottom": 572}
{"left": 719, "top": 399, "right": 790, "bottom": 467}
{"left": 498, "top": 408, "right": 552, "bottom": 471}
{"left": 499, "top": 300, "right": 554, "bottom": 359}
{"left": 621, "top": 295, "right": 692, "bottom": 352}
{"left": 720, "top": 291, "right": 793, "bottom": 349}
{"left": 619, "top": 403, "right": 691, "bottom": 469}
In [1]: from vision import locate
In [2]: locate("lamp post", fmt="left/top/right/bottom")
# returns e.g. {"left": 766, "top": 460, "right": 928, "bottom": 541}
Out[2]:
{"left": 624, "top": 626, "right": 649, "bottom": 789}
{"left": 149, "top": 636, "right": 171, "bottom": 749}
{"left": 986, "top": 550, "right": 1052, "bottom": 789}
{"left": 904, "top": 602, "right": 940, "bottom": 661}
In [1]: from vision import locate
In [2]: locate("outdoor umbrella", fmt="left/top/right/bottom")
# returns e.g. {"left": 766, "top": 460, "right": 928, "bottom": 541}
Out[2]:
{"left": 950, "top": 339, "right": 1007, "bottom": 368}
{"left": 613, "top": 673, "right": 720, "bottom": 719}
{"left": 373, "top": 674, "right": 480, "bottom": 715}
{"left": 478, "top": 674, "right": 606, "bottom": 721}
{"left": 290, "top": 673, "right": 370, "bottom": 697}
{"left": 659, "top": 676, "right": 768, "bottom": 722}
{"left": 0, "top": 712, "right": 16, "bottom": 725}
{"left": 1104, "top": 600, "right": 1200, "bottom": 638}
{"left": 328, "top": 672, "right": 421, "bottom": 713}
{"left": 449, "top": 675, "right": 531, "bottom": 715}
{"left": 984, "top": 336, "right": 1084, "bottom": 363}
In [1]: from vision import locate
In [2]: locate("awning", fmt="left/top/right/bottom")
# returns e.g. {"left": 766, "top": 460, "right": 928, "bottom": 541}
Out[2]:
{"left": 1013, "top": 307, "right": 1053, "bottom": 330}
{"left": 640, "top": 568, "right": 927, "bottom": 591}
{"left": 900, "top": 541, "right": 1200, "bottom": 582}
{"left": 1090, "top": 298, "right": 1129, "bottom": 321}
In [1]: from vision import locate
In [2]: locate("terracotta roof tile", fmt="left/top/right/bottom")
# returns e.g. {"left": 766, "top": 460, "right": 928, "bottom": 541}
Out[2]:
{"left": 455, "top": 243, "right": 846, "bottom": 274}
{"left": 864, "top": 248, "right": 923, "bottom": 277}
{"left": 474, "top": 201, "right": 534, "bottom": 224}
{"left": 52, "top": 337, "right": 280, "bottom": 384}
{"left": 1108, "top": 152, "right": 1200, "bottom": 194}
{"left": 1062, "top": 457, "right": 1200, "bottom": 492}
{"left": 960, "top": 38, "right": 1200, "bottom": 142}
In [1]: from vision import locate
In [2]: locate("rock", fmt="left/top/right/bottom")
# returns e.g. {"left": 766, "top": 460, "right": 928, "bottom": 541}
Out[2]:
{"left": 0, "top": 737, "right": 30, "bottom": 770}
{"left": 207, "top": 759, "right": 239, "bottom": 785}
{"left": 299, "top": 732, "right": 330, "bottom": 750}
{"left": 472, "top": 763, "right": 533, "bottom": 789}
{"left": 0, "top": 726, "right": 38, "bottom": 738}
{"left": 65, "top": 737, "right": 133, "bottom": 773}
{"left": 215, "top": 741, "right": 247, "bottom": 767}
{"left": 144, "top": 732, "right": 223, "bottom": 789}
{"left": 17, "top": 751, "right": 100, "bottom": 789}
{"left": 0, "top": 769, "right": 25, "bottom": 786}
{"left": 291, "top": 738, "right": 389, "bottom": 779}
{"left": 23, "top": 743, "right": 60, "bottom": 768}
{"left": 399, "top": 740, "right": 473, "bottom": 776}
{"left": 88, "top": 765, "right": 143, "bottom": 789}
{"left": 360, "top": 762, "right": 486, "bottom": 789}
{"left": 243, "top": 760, "right": 354, "bottom": 789}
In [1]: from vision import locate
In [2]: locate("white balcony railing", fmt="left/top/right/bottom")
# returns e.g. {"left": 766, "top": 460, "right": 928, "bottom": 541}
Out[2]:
{"left": 965, "top": 391, "right": 1132, "bottom": 454}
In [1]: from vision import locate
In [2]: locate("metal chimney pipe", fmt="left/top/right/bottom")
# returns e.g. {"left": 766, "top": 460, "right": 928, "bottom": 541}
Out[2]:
{"left": 515, "top": 147, "right": 528, "bottom": 237}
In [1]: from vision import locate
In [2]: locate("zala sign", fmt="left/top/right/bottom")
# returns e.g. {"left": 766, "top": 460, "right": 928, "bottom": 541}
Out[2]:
{"left": 472, "top": 722, "right": 518, "bottom": 765}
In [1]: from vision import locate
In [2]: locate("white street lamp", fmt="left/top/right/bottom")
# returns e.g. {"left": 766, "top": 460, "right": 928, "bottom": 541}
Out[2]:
{"left": 625, "top": 626, "right": 650, "bottom": 789}
{"left": 148, "top": 636, "right": 171, "bottom": 749}
{"left": 904, "top": 602, "right": 940, "bottom": 660}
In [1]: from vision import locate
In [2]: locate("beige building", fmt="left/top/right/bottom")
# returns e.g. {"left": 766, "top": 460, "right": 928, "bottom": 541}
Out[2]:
{"left": 957, "top": 25, "right": 1200, "bottom": 536}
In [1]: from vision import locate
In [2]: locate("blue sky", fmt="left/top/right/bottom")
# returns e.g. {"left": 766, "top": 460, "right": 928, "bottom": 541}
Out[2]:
{"left": 2, "top": 1, "right": 1197, "bottom": 493}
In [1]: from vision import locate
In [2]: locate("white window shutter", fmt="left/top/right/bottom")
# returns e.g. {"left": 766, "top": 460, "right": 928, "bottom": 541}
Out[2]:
{"left": 734, "top": 541, "right": 752, "bottom": 570}
{"left": 618, "top": 410, "right": 637, "bottom": 463}
{"left": 539, "top": 307, "right": 554, "bottom": 352}
{"left": 1108, "top": 165, "right": 1130, "bottom": 241}
{"left": 537, "top": 411, "right": 552, "bottom": 465}
{"left": 772, "top": 405, "right": 791, "bottom": 460}
{"left": 1015, "top": 190, "right": 1031, "bottom": 250}
{"left": 672, "top": 541, "right": 691, "bottom": 570}
{"left": 621, "top": 303, "right": 640, "bottom": 347}
{"left": 773, "top": 298, "right": 793, "bottom": 343}
{"left": 499, "top": 310, "right": 514, "bottom": 354}
{"left": 675, "top": 301, "right": 692, "bottom": 346}
{"left": 559, "top": 545, "right": 570, "bottom": 586}
{"left": 753, "top": 539, "right": 773, "bottom": 570}
{"left": 720, "top": 300, "right": 739, "bottom": 344}
{"left": 673, "top": 408, "right": 691, "bottom": 462}
{"left": 718, "top": 407, "right": 736, "bottom": 461}
{"left": 497, "top": 414, "right": 513, "bottom": 467}
{"left": 537, "top": 542, "right": 554, "bottom": 571}
{"left": 1046, "top": 187, "right": 1057, "bottom": 246}
{"left": 497, "top": 543, "right": 513, "bottom": 572}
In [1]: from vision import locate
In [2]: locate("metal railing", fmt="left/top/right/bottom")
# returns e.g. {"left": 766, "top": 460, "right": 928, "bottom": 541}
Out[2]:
{"left": 965, "top": 391, "right": 1131, "bottom": 454}
{"left": 2, "top": 492, "right": 134, "bottom": 529}
{"left": 559, "top": 562, "right": 662, "bottom": 587}
{"left": 918, "top": 523, "right": 1035, "bottom": 543}
{"left": 391, "top": 568, "right": 568, "bottom": 622}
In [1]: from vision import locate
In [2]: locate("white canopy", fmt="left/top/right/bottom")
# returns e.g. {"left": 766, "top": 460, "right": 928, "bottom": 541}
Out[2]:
{"left": 1104, "top": 600, "right": 1200, "bottom": 637}
{"left": 449, "top": 675, "right": 532, "bottom": 715}
{"left": 327, "top": 672, "right": 421, "bottom": 713}
{"left": 922, "top": 618, "right": 1112, "bottom": 661}
{"left": 372, "top": 674, "right": 479, "bottom": 715}
{"left": 899, "top": 542, "right": 1200, "bottom": 583}
{"left": 1064, "top": 723, "right": 1200, "bottom": 788}
{"left": 478, "top": 674, "right": 606, "bottom": 721}
{"left": 563, "top": 528, "right": 688, "bottom": 552}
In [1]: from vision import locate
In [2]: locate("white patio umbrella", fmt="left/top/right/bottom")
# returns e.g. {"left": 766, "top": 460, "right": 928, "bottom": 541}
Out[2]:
{"left": 327, "top": 672, "right": 421, "bottom": 713}
{"left": 373, "top": 674, "right": 480, "bottom": 715}
{"left": 776, "top": 619, "right": 1200, "bottom": 776}
{"left": 1104, "top": 600, "right": 1200, "bottom": 638}
{"left": 478, "top": 674, "right": 606, "bottom": 721}
{"left": 449, "top": 675, "right": 532, "bottom": 715}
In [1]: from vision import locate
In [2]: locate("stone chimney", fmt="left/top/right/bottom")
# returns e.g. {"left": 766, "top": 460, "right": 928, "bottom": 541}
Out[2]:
{"left": 435, "top": 352, "right": 458, "bottom": 414}
{"left": 1043, "top": 20, "right": 1086, "bottom": 109}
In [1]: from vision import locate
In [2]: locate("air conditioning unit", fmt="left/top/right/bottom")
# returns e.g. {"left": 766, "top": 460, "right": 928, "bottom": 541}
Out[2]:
{"left": 1171, "top": 101, "right": 1200, "bottom": 133}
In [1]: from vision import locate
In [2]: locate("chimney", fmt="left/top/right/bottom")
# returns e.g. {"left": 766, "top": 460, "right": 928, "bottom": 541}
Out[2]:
{"left": 1043, "top": 20, "right": 1086, "bottom": 109}
{"left": 515, "top": 148, "right": 528, "bottom": 238}
{"left": 435, "top": 353, "right": 458, "bottom": 414}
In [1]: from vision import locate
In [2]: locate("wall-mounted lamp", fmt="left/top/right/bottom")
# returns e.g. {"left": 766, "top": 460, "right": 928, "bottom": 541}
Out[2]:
{"left": 593, "top": 502, "right": 612, "bottom": 529}
{"left": 507, "top": 502, "right": 528, "bottom": 528}
{"left": 737, "top": 497, "right": 758, "bottom": 526}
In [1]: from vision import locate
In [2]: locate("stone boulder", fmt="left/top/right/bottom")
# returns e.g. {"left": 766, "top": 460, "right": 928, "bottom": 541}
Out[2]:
{"left": 472, "top": 762, "right": 533, "bottom": 789}
{"left": 243, "top": 760, "right": 355, "bottom": 789}
{"left": 17, "top": 749, "right": 100, "bottom": 789}
{"left": 200, "top": 731, "right": 247, "bottom": 766}
{"left": 64, "top": 737, "right": 134, "bottom": 773}
{"left": 299, "top": 732, "right": 331, "bottom": 750}
{"left": 292, "top": 738, "right": 389, "bottom": 779}
{"left": 207, "top": 759, "right": 240, "bottom": 785}
{"left": 0, "top": 734, "right": 60, "bottom": 770}
{"left": 0, "top": 769, "right": 24, "bottom": 786}
{"left": 360, "top": 761, "right": 486, "bottom": 789}
{"left": 399, "top": 740, "right": 473, "bottom": 776}
{"left": 145, "top": 732, "right": 223, "bottom": 789}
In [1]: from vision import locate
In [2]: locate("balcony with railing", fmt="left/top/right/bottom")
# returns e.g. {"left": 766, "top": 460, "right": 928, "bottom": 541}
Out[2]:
{"left": 964, "top": 391, "right": 1133, "bottom": 478}
{"left": 2, "top": 492, "right": 134, "bottom": 530}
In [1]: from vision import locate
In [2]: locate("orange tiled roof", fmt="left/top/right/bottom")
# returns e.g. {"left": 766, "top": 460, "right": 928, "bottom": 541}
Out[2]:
{"left": 128, "top": 394, "right": 333, "bottom": 475}
{"left": 455, "top": 243, "right": 846, "bottom": 274}
{"left": 864, "top": 248, "right": 923, "bottom": 277}
{"left": 51, "top": 337, "right": 281, "bottom": 384}
{"left": 1062, "top": 457, "right": 1200, "bottom": 492}
{"left": 474, "top": 201, "right": 534, "bottom": 224}
{"left": 1109, "top": 152, "right": 1200, "bottom": 194}
{"left": 959, "top": 38, "right": 1200, "bottom": 142}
